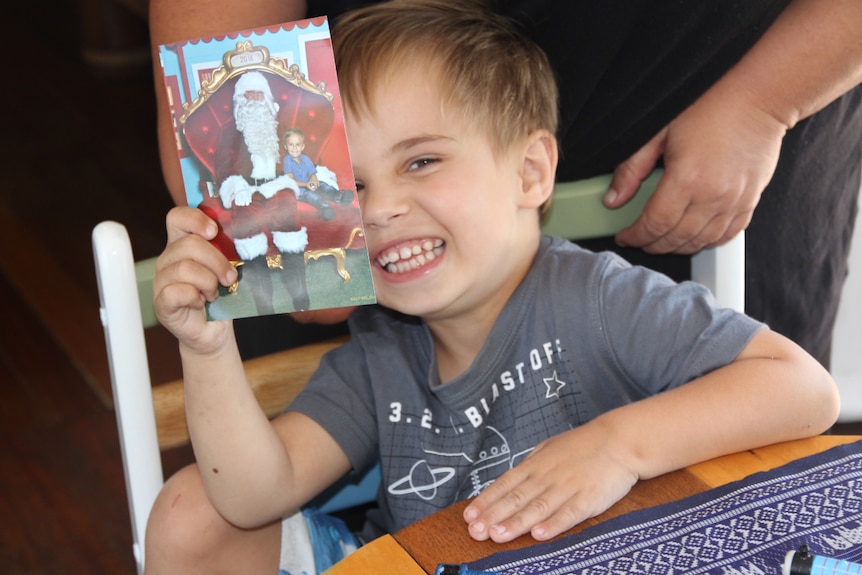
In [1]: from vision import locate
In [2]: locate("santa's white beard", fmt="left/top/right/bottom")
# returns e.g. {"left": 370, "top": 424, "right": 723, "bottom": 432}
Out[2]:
{"left": 235, "top": 99, "right": 280, "bottom": 181}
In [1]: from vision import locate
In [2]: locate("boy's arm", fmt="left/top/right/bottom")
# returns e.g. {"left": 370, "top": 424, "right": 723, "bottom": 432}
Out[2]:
{"left": 155, "top": 206, "right": 351, "bottom": 528}
{"left": 286, "top": 158, "right": 321, "bottom": 190}
{"left": 179, "top": 334, "right": 352, "bottom": 528}
{"left": 286, "top": 174, "right": 315, "bottom": 189}
{"left": 463, "top": 328, "right": 840, "bottom": 543}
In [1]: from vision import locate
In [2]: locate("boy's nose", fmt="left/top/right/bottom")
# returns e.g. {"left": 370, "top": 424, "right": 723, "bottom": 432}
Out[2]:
{"left": 361, "top": 185, "right": 409, "bottom": 228}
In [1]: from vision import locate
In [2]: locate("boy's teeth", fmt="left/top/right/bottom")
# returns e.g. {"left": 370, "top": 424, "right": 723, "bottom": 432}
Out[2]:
{"left": 379, "top": 239, "right": 444, "bottom": 273}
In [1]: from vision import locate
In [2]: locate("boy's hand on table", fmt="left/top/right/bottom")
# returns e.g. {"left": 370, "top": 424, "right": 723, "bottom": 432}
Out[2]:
{"left": 463, "top": 425, "right": 638, "bottom": 543}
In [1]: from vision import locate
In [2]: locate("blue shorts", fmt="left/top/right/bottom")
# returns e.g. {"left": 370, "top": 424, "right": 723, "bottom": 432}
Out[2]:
{"left": 278, "top": 507, "right": 360, "bottom": 575}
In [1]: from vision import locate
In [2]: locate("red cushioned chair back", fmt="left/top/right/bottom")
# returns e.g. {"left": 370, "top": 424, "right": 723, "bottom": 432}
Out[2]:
{"left": 181, "top": 70, "right": 335, "bottom": 186}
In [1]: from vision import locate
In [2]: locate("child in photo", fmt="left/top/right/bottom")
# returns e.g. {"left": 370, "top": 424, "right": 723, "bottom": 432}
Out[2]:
{"left": 283, "top": 127, "right": 353, "bottom": 221}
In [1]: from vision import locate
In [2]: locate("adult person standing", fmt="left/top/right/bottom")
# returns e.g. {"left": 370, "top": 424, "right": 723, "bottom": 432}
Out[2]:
{"left": 149, "top": 0, "right": 862, "bottom": 368}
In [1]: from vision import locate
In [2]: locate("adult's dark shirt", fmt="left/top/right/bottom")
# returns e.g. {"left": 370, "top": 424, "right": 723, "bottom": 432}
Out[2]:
{"left": 493, "top": 1, "right": 790, "bottom": 181}
{"left": 311, "top": 0, "right": 790, "bottom": 181}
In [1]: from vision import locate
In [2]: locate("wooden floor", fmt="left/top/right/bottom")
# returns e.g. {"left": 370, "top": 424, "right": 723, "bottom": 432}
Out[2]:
{"left": 1, "top": 5, "right": 860, "bottom": 575}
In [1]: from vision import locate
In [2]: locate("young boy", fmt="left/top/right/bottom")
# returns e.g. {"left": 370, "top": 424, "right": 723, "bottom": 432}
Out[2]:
{"left": 146, "top": 1, "right": 840, "bottom": 573}
{"left": 283, "top": 127, "right": 353, "bottom": 220}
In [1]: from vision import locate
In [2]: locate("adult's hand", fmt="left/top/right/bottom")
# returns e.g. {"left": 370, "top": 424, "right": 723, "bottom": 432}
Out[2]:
{"left": 603, "top": 0, "right": 862, "bottom": 255}
{"left": 604, "top": 84, "right": 785, "bottom": 255}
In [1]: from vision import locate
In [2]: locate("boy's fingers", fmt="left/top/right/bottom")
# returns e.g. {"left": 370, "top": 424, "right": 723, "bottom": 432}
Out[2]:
{"left": 485, "top": 483, "right": 589, "bottom": 543}
{"left": 165, "top": 206, "right": 219, "bottom": 243}
{"left": 529, "top": 497, "right": 596, "bottom": 541}
{"left": 485, "top": 497, "right": 554, "bottom": 543}
{"left": 464, "top": 483, "right": 516, "bottom": 540}
{"left": 466, "top": 473, "right": 552, "bottom": 541}
{"left": 479, "top": 482, "right": 615, "bottom": 543}
{"left": 178, "top": 258, "right": 230, "bottom": 302}
{"left": 154, "top": 251, "right": 230, "bottom": 308}
{"left": 157, "top": 233, "right": 236, "bottom": 290}
{"left": 157, "top": 282, "right": 208, "bottom": 314}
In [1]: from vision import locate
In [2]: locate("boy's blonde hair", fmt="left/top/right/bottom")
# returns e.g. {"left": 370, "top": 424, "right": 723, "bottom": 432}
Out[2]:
{"left": 283, "top": 127, "right": 306, "bottom": 146}
{"left": 332, "top": 0, "right": 559, "bottom": 158}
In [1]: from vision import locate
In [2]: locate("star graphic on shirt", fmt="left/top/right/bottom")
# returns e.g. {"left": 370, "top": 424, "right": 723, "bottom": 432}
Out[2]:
{"left": 544, "top": 371, "right": 566, "bottom": 399}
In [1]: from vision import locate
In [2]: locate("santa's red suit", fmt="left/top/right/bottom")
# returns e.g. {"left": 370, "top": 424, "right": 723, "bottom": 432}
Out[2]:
{"left": 201, "top": 173, "right": 308, "bottom": 263}
{"left": 200, "top": 70, "right": 310, "bottom": 314}
{"left": 208, "top": 72, "right": 308, "bottom": 259}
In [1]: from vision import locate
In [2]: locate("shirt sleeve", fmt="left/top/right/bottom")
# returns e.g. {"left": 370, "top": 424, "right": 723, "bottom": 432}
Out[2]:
{"left": 285, "top": 335, "right": 380, "bottom": 473}
{"left": 589, "top": 251, "right": 765, "bottom": 396}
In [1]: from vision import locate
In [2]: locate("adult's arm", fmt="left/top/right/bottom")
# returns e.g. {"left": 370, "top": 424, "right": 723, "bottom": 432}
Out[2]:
{"left": 149, "top": 0, "right": 308, "bottom": 205}
{"left": 607, "top": 0, "right": 862, "bottom": 254}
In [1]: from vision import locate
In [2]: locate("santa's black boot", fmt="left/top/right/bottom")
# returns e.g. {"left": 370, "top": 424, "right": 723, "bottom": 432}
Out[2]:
{"left": 244, "top": 258, "right": 275, "bottom": 316}
{"left": 278, "top": 252, "right": 310, "bottom": 312}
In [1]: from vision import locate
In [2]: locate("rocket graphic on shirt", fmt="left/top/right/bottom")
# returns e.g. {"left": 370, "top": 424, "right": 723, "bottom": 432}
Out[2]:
{"left": 380, "top": 337, "right": 591, "bottom": 519}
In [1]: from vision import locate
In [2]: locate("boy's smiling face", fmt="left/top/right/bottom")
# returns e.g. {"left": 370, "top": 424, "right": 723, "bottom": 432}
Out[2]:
{"left": 347, "top": 67, "right": 553, "bottom": 327}
{"left": 285, "top": 133, "right": 305, "bottom": 160}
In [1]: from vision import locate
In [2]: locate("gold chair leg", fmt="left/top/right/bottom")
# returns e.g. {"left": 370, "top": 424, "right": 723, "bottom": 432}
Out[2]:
{"left": 305, "top": 248, "right": 350, "bottom": 282}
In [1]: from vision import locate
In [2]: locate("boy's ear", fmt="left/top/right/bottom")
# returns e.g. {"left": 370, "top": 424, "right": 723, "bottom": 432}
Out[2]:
{"left": 519, "top": 129, "right": 558, "bottom": 209}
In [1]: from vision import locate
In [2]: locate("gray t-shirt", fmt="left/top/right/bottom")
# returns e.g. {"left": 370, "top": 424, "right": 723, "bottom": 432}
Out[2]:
{"left": 288, "top": 236, "right": 764, "bottom": 535}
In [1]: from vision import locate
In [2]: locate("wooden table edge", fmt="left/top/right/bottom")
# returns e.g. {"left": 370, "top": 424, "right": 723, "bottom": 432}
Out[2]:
{"left": 322, "top": 534, "right": 426, "bottom": 574}
{"left": 394, "top": 435, "right": 861, "bottom": 573}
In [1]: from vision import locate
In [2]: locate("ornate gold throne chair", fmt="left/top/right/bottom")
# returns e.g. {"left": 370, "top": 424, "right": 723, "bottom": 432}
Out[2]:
{"left": 179, "top": 40, "right": 364, "bottom": 282}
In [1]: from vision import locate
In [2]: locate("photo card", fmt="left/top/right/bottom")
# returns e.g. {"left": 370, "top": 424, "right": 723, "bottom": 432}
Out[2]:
{"left": 158, "top": 17, "right": 375, "bottom": 320}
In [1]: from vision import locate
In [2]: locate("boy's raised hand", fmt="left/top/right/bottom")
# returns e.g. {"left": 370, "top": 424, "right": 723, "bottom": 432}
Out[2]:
{"left": 153, "top": 206, "right": 237, "bottom": 354}
{"left": 463, "top": 421, "right": 639, "bottom": 543}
